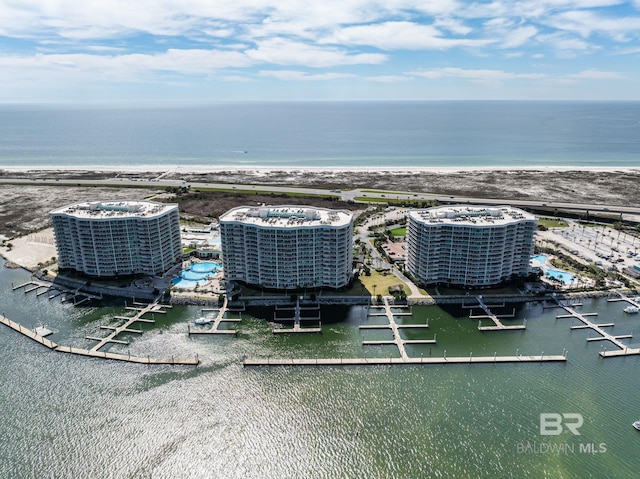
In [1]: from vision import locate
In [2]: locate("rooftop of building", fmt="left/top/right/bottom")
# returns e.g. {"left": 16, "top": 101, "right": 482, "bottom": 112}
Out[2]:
{"left": 50, "top": 200, "right": 178, "bottom": 220}
{"left": 409, "top": 205, "right": 536, "bottom": 227}
{"left": 220, "top": 205, "right": 353, "bottom": 228}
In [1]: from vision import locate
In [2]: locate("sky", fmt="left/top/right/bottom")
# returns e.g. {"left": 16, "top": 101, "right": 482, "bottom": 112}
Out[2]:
{"left": 1, "top": 0, "right": 640, "bottom": 102}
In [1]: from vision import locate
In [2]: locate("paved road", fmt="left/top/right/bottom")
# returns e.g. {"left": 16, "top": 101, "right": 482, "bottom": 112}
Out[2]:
{"left": 4, "top": 175, "right": 638, "bottom": 218}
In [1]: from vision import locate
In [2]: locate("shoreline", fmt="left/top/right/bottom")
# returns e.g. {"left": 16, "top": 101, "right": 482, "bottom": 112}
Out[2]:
{"left": 2, "top": 165, "right": 640, "bottom": 174}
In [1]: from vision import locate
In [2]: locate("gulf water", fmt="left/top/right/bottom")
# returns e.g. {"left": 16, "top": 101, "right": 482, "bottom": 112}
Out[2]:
{"left": 2, "top": 262, "right": 640, "bottom": 478}
{"left": 0, "top": 101, "right": 639, "bottom": 168}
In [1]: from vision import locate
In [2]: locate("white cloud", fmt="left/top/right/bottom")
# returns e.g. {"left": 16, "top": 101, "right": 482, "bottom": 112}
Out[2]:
{"left": 546, "top": 10, "right": 640, "bottom": 40}
{"left": 566, "top": 69, "right": 624, "bottom": 79}
{"left": 326, "top": 21, "right": 494, "bottom": 50}
{"left": 246, "top": 38, "right": 387, "bottom": 67}
{"left": 0, "top": 49, "right": 254, "bottom": 78}
{"left": 409, "top": 67, "right": 546, "bottom": 82}
{"left": 258, "top": 70, "right": 355, "bottom": 81}
{"left": 502, "top": 25, "right": 538, "bottom": 48}
{"left": 433, "top": 17, "right": 473, "bottom": 35}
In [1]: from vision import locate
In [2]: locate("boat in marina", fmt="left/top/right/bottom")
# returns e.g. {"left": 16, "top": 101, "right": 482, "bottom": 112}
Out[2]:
{"left": 194, "top": 317, "right": 213, "bottom": 325}
{"left": 623, "top": 306, "right": 639, "bottom": 314}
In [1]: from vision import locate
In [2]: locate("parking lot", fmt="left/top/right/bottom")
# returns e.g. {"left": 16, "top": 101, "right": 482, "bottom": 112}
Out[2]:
{"left": 538, "top": 220, "right": 640, "bottom": 275}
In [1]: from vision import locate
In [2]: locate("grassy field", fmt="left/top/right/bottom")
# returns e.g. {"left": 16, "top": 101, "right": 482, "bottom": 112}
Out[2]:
{"left": 389, "top": 227, "right": 406, "bottom": 237}
{"left": 358, "top": 269, "right": 410, "bottom": 295}
{"left": 537, "top": 217, "right": 568, "bottom": 229}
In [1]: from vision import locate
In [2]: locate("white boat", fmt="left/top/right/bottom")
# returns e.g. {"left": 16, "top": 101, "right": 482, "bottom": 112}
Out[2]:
{"left": 624, "top": 306, "right": 640, "bottom": 314}
{"left": 633, "top": 421, "right": 640, "bottom": 431}
{"left": 194, "top": 317, "right": 213, "bottom": 325}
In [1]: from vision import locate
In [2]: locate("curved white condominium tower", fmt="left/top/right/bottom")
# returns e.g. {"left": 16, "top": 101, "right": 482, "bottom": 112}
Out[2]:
{"left": 407, "top": 206, "right": 536, "bottom": 287}
{"left": 220, "top": 206, "right": 354, "bottom": 290}
{"left": 50, "top": 201, "right": 182, "bottom": 277}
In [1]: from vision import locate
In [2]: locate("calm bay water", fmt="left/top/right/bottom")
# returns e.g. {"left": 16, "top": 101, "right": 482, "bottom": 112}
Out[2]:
{"left": 2, "top": 262, "right": 640, "bottom": 478}
{"left": 0, "top": 101, "right": 639, "bottom": 168}
{"left": 2, "top": 100, "right": 640, "bottom": 477}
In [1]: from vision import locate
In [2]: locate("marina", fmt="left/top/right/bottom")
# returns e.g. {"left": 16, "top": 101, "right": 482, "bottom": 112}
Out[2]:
{"left": 2, "top": 255, "right": 640, "bottom": 478}
{"left": 271, "top": 298, "right": 322, "bottom": 334}
{"left": 243, "top": 353, "right": 567, "bottom": 366}
{"left": 188, "top": 298, "right": 239, "bottom": 335}
{"left": 360, "top": 297, "right": 433, "bottom": 360}
{"left": 12, "top": 279, "right": 103, "bottom": 304}
{"left": 464, "top": 296, "right": 527, "bottom": 331}
{"left": 554, "top": 296, "right": 640, "bottom": 358}
{"left": 0, "top": 305, "right": 199, "bottom": 366}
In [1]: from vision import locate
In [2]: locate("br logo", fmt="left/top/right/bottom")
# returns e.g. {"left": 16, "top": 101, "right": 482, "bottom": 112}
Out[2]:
{"left": 540, "top": 413, "right": 584, "bottom": 436}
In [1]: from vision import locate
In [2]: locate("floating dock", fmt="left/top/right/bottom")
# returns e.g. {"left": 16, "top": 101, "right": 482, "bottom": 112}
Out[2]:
{"left": 243, "top": 353, "right": 567, "bottom": 367}
{"left": 188, "top": 298, "right": 239, "bottom": 335}
{"left": 0, "top": 310, "right": 198, "bottom": 366}
{"left": 13, "top": 279, "right": 103, "bottom": 304}
{"left": 361, "top": 297, "right": 433, "bottom": 360}
{"left": 464, "top": 296, "right": 526, "bottom": 331}
{"left": 271, "top": 297, "right": 322, "bottom": 334}
{"left": 607, "top": 292, "right": 640, "bottom": 310}
{"left": 554, "top": 297, "right": 639, "bottom": 358}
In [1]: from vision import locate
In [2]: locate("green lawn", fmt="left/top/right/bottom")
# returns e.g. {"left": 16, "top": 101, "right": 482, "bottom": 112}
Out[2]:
{"left": 389, "top": 227, "right": 406, "bottom": 237}
{"left": 537, "top": 217, "right": 568, "bottom": 229}
{"left": 358, "top": 269, "right": 410, "bottom": 295}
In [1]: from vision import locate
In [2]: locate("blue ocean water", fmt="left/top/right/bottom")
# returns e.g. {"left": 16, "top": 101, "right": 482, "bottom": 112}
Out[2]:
{"left": 0, "top": 101, "right": 639, "bottom": 168}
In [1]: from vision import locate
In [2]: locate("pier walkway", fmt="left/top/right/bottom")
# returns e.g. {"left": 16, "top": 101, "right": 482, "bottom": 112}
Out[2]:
{"left": 87, "top": 301, "right": 170, "bottom": 351}
{"left": 464, "top": 296, "right": 526, "bottom": 331}
{"left": 188, "top": 298, "right": 240, "bottom": 335}
{"left": 607, "top": 292, "right": 640, "bottom": 310}
{"left": 360, "top": 298, "right": 433, "bottom": 360}
{"left": 243, "top": 353, "right": 567, "bottom": 367}
{"left": 272, "top": 297, "right": 322, "bottom": 334}
{"left": 0, "top": 310, "right": 198, "bottom": 366}
{"left": 553, "top": 297, "right": 640, "bottom": 358}
{"left": 13, "top": 279, "right": 102, "bottom": 304}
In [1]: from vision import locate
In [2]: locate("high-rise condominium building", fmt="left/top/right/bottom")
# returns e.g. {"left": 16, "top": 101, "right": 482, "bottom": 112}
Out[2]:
{"left": 220, "top": 206, "right": 353, "bottom": 290}
{"left": 51, "top": 201, "right": 182, "bottom": 277}
{"left": 407, "top": 206, "right": 536, "bottom": 287}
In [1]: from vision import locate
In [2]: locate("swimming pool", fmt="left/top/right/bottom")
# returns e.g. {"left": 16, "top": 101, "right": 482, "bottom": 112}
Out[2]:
{"left": 172, "top": 278, "right": 208, "bottom": 289}
{"left": 531, "top": 255, "right": 576, "bottom": 285}
{"left": 172, "top": 261, "right": 222, "bottom": 289}
{"left": 546, "top": 268, "right": 576, "bottom": 284}
{"left": 181, "top": 270, "right": 213, "bottom": 281}
{"left": 531, "top": 254, "right": 547, "bottom": 265}
{"left": 190, "top": 262, "right": 222, "bottom": 273}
